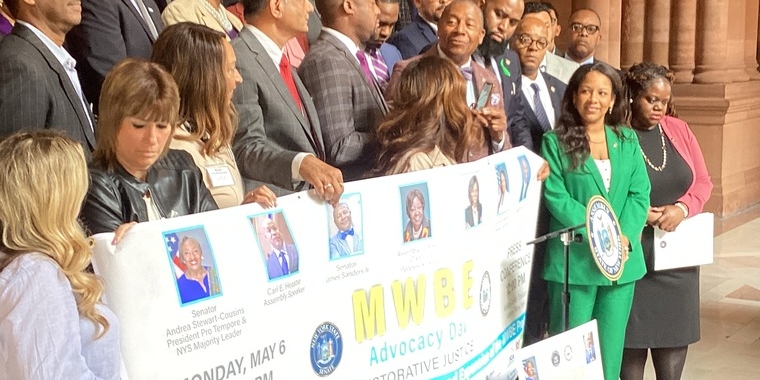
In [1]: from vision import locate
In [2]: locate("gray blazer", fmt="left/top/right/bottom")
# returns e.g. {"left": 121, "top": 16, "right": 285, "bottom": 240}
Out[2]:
{"left": 231, "top": 28, "right": 325, "bottom": 195}
{"left": 298, "top": 31, "right": 387, "bottom": 181}
{"left": 0, "top": 24, "right": 96, "bottom": 155}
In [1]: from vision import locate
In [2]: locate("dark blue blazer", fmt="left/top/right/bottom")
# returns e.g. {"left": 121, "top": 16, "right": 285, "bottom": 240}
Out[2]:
{"left": 379, "top": 42, "right": 403, "bottom": 75}
{"left": 510, "top": 72, "right": 566, "bottom": 153}
{"left": 387, "top": 14, "right": 437, "bottom": 59}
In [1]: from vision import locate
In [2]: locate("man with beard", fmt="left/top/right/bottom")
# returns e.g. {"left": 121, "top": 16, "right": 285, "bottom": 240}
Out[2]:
{"left": 366, "top": 0, "right": 403, "bottom": 87}
{"left": 388, "top": 0, "right": 450, "bottom": 58}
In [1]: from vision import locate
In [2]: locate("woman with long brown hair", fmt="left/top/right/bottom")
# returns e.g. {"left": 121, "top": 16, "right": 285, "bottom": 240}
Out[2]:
{"left": 373, "top": 55, "right": 485, "bottom": 175}
{"left": 0, "top": 131, "right": 120, "bottom": 379}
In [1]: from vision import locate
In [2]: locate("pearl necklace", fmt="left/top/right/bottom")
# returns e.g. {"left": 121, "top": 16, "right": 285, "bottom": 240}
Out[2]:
{"left": 197, "top": 0, "right": 234, "bottom": 34}
{"left": 640, "top": 123, "right": 667, "bottom": 171}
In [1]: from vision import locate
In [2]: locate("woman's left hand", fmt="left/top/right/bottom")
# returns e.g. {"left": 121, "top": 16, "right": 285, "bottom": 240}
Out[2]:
{"left": 243, "top": 186, "right": 277, "bottom": 208}
{"left": 537, "top": 160, "right": 550, "bottom": 181}
{"left": 656, "top": 205, "right": 686, "bottom": 232}
{"left": 112, "top": 222, "right": 137, "bottom": 245}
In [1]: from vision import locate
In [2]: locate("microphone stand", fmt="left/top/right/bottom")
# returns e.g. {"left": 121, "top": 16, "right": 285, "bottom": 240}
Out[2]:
{"left": 527, "top": 223, "right": 584, "bottom": 332}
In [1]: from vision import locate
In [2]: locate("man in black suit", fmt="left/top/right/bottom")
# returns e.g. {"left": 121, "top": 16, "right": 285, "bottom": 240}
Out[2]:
{"left": 387, "top": 0, "right": 449, "bottom": 59}
{"left": 66, "top": 0, "right": 164, "bottom": 114}
{"left": 510, "top": 17, "right": 565, "bottom": 153}
{"left": 0, "top": 0, "right": 96, "bottom": 154}
{"left": 565, "top": 8, "right": 602, "bottom": 66}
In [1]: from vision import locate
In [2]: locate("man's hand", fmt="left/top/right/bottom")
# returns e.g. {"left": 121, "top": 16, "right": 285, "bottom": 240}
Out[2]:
{"left": 473, "top": 106, "right": 508, "bottom": 143}
{"left": 299, "top": 155, "right": 344, "bottom": 205}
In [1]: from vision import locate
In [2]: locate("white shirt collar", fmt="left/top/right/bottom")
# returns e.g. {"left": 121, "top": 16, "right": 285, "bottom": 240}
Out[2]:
{"left": 565, "top": 51, "right": 594, "bottom": 66}
{"left": 246, "top": 25, "right": 284, "bottom": 67}
{"left": 322, "top": 27, "right": 362, "bottom": 59}
{"left": 17, "top": 21, "right": 75, "bottom": 70}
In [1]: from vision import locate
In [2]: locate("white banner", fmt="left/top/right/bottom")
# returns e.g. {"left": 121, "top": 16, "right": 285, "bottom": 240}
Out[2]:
{"left": 516, "top": 320, "right": 604, "bottom": 380}
{"left": 92, "top": 147, "right": 544, "bottom": 380}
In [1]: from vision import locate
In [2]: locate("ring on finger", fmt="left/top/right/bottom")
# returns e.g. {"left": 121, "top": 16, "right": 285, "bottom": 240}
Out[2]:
{"left": 324, "top": 183, "right": 333, "bottom": 189}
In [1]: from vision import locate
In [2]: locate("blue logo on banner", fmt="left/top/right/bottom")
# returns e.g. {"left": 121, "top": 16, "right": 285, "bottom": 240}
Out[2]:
{"left": 310, "top": 322, "right": 343, "bottom": 376}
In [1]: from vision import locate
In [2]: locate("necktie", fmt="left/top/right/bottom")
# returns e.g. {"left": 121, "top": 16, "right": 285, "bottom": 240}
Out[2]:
{"left": 530, "top": 83, "right": 552, "bottom": 131}
{"left": 135, "top": 0, "right": 159, "bottom": 40}
{"left": 339, "top": 228, "right": 355, "bottom": 240}
{"left": 355, "top": 51, "right": 374, "bottom": 84}
{"left": 460, "top": 66, "right": 474, "bottom": 81}
{"left": 279, "top": 55, "right": 325, "bottom": 159}
{"left": 63, "top": 58, "right": 94, "bottom": 131}
{"left": 366, "top": 48, "right": 389, "bottom": 87}
{"left": 279, "top": 252, "right": 290, "bottom": 275}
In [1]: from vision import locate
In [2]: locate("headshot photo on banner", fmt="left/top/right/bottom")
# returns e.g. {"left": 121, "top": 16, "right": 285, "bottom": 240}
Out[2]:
{"left": 400, "top": 183, "right": 432, "bottom": 243}
{"left": 327, "top": 193, "right": 365, "bottom": 261}
{"left": 163, "top": 226, "right": 222, "bottom": 306}
{"left": 250, "top": 212, "right": 300, "bottom": 281}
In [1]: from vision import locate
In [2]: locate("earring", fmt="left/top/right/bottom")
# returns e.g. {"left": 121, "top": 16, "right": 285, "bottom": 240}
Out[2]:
{"left": 608, "top": 105, "right": 613, "bottom": 115}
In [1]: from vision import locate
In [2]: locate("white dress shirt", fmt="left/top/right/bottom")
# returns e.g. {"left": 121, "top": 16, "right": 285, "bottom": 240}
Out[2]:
{"left": 520, "top": 73, "right": 557, "bottom": 129}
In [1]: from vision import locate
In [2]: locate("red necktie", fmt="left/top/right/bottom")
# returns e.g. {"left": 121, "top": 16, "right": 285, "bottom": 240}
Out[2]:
{"left": 279, "top": 54, "right": 303, "bottom": 111}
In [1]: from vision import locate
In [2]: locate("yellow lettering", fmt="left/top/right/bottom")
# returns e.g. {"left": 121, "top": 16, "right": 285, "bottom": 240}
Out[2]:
{"left": 391, "top": 276, "right": 426, "bottom": 329}
{"left": 434, "top": 268, "right": 455, "bottom": 318}
{"left": 462, "top": 260, "right": 474, "bottom": 310}
{"left": 352, "top": 285, "right": 386, "bottom": 343}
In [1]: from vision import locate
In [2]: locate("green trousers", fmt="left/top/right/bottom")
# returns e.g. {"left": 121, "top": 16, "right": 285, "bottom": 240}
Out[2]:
{"left": 547, "top": 281, "right": 635, "bottom": 380}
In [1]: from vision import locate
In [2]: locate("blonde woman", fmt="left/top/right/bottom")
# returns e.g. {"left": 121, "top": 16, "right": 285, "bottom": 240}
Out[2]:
{"left": 0, "top": 131, "right": 121, "bottom": 379}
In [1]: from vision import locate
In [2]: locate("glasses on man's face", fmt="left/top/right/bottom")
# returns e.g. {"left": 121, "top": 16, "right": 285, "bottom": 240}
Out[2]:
{"left": 516, "top": 34, "right": 548, "bottom": 50}
{"left": 570, "top": 23, "right": 600, "bottom": 34}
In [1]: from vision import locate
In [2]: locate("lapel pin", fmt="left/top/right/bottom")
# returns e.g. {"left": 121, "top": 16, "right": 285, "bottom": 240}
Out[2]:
{"left": 613, "top": 143, "right": 618, "bottom": 148}
{"left": 499, "top": 59, "right": 511, "bottom": 77}
{"left": 550, "top": 86, "right": 555, "bottom": 93}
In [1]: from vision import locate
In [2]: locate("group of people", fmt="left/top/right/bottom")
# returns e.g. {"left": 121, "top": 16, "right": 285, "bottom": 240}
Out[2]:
{"left": 0, "top": 0, "right": 712, "bottom": 380}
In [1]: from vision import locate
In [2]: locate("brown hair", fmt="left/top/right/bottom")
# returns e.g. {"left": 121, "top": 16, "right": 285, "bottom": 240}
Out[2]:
{"left": 151, "top": 22, "right": 238, "bottom": 156}
{"left": 94, "top": 59, "right": 180, "bottom": 171}
{"left": 0, "top": 131, "right": 109, "bottom": 338}
{"left": 373, "top": 55, "right": 483, "bottom": 175}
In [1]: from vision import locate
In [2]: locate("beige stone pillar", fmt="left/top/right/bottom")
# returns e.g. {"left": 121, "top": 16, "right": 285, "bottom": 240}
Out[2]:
{"left": 643, "top": 0, "right": 670, "bottom": 66}
{"left": 744, "top": 0, "right": 760, "bottom": 79}
{"left": 668, "top": 0, "right": 697, "bottom": 83}
{"left": 621, "top": 0, "right": 645, "bottom": 71}
{"left": 694, "top": 0, "right": 749, "bottom": 83}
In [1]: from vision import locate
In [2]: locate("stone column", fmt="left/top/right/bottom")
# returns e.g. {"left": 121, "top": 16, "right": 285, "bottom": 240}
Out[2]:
{"left": 621, "top": 0, "right": 645, "bottom": 71}
{"left": 643, "top": 0, "right": 670, "bottom": 66}
{"left": 668, "top": 0, "right": 697, "bottom": 83}
{"left": 694, "top": 0, "right": 749, "bottom": 83}
{"left": 744, "top": 0, "right": 760, "bottom": 79}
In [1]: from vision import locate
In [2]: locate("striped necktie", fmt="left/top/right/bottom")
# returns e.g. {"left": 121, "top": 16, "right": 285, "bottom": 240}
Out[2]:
{"left": 366, "top": 48, "right": 389, "bottom": 88}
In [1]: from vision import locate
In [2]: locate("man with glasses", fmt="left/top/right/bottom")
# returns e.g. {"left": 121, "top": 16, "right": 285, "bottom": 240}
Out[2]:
{"left": 522, "top": 2, "right": 578, "bottom": 84}
{"left": 565, "top": 8, "right": 602, "bottom": 65}
{"left": 537, "top": 1, "right": 563, "bottom": 56}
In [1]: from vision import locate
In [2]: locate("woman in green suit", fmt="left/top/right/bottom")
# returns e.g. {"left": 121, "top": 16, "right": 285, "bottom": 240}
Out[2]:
{"left": 540, "top": 62, "right": 650, "bottom": 380}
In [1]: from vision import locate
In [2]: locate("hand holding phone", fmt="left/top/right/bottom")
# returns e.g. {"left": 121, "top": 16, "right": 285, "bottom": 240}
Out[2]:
{"left": 475, "top": 82, "right": 495, "bottom": 109}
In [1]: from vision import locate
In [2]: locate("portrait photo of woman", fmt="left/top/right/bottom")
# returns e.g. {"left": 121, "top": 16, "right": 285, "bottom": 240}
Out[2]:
{"left": 401, "top": 184, "right": 432, "bottom": 243}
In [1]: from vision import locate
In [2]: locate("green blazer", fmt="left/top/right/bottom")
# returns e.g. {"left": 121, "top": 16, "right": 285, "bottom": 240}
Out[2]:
{"left": 540, "top": 126, "right": 651, "bottom": 285}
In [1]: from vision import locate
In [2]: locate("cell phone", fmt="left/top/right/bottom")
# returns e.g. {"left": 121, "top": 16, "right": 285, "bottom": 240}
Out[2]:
{"left": 475, "top": 82, "right": 494, "bottom": 109}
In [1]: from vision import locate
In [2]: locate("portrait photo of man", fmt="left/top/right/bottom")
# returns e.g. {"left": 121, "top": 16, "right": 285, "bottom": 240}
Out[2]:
{"left": 518, "top": 155, "right": 532, "bottom": 201}
{"left": 328, "top": 194, "right": 364, "bottom": 260}
{"left": 251, "top": 213, "right": 300, "bottom": 280}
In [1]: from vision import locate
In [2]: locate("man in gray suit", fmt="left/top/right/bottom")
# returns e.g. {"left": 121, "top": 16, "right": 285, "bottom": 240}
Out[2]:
{"left": 0, "top": 0, "right": 96, "bottom": 154}
{"left": 298, "top": 0, "right": 388, "bottom": 182}
{"left": 232, "top": 0, "right": 343, "bottom": 202}
{"left": 66, "top": 0, "right": 164, "bottom": 114}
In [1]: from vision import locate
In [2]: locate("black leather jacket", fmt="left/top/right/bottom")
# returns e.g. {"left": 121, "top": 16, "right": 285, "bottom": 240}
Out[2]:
{"left": 81, "top": 149, "right": 219, "bottom": 235}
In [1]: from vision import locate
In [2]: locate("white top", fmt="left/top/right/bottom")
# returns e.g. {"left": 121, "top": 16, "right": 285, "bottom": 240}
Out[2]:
{"left": 520, "top": 73, "right": 556, "bottom": 129}
{"left": 0, "top": 253, "right": 121, "bottom": 380}
{"left": 594, "top": 159, "right": 612, "bottom": 193}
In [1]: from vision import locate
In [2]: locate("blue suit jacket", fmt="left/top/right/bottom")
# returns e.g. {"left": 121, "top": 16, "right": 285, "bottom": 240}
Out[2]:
{"left": 379, "top": 43, "right": 402, "bottom": 75}
{"left": 510, "top": 72, "right": 567, "bottom": 153}
{"left": 329, "top": 231, "right": 364, "bottom": 259}
{"left": 387, "top": 14, "right": 437, "bottom": 59}
{"left": 266, "top": 244, "right": 299, "bottom": 279}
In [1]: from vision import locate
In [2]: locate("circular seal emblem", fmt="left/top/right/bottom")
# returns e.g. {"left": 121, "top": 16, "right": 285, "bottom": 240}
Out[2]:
{"left": 551, "top": 350, "right": 561, "bottom": 367}
{"left": 310, "top": 322, "right": 343, "bottom": 376}
{"left": 586, "top": 196, "right": 624, "bottom": 281}
{"left": 564, "top": 345, "right": 573, "bottom": 361}
{"left": 480, "top": 271, "right": 491, "bottom": 316}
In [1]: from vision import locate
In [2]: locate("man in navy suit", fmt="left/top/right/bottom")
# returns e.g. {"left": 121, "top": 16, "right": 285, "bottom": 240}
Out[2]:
{"left": 387, "top": 0, "right": 449, "bottom": 58}
{"left": 261, "top": 218, "right": 299, "bottom": 280}
{"left": 368, "top": 0, "right": 403, "bottom": 78}
{"left": 509, "top": 17, "right": 565, "bottom": 153}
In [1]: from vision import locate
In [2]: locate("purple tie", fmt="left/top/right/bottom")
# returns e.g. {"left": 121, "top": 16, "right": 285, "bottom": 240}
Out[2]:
{"left": 355, "top": 51, "right": 374, "bottom": 84}
{"left": 460, "top": 66, "right": 474, "bottom": 81}
{"left": 366, "top": 48, "right": 389, "bottom": 87}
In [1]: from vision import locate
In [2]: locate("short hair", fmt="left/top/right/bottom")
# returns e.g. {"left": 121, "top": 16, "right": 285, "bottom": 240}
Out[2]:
{"left": 4, "top": 0, "right": 19, "bottom": 18}
{"left": 405, "top": 189, "right": 426, "bottom": 218}
{"left": 178, "top": 236, "right": 203, "bottom": 260}
{"left": 242, "top": 0, "right": 270, "bottom": 17}
{"left": 0, "top": 131, "right": 110, "bottom": 338}
{"left": 523, "top": 2, "right": 551, "bottom": 16}
{"left": 151, "top": 23, "right": 238, "bottom": 156}
{"left": 94, "top": 59, "right": 180, "bottom": 171}
{"left": 316, "top": 0, "right": 344, "bottom": 26}
{"left": 569, "top": 7, "right": 600, "bottom": 24}
{"left": 539, "top": 1, "right": 558, "bottom": 18}
{"left": 377, "top": 0, "right": 399, "bottom": 4}
{"left": 440, "top": 0, "right": 484, "bottom": 29}
{"left": 625, "top": 62, "right": 677, "bottom": 117}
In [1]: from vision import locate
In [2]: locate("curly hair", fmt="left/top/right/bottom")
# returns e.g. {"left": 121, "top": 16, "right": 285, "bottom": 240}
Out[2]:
{"left": 555, "top": 62, "right": 629, "bottom": 171}
{"left": 0, "top": 131, "right": 110, "bottom": 338}
{"left": 373, "top": 55, "right": 484, "bottom": 175}
{"left": 625, "top": 61, "right": 677, "bottom": 118}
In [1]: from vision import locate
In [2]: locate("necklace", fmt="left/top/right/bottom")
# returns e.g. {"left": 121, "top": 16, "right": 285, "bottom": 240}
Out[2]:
{"left": 197, "top": 0, "right": 234, "bottom": 33}
{"left": 640, "top": 123, "right": 668, "bottom": 171}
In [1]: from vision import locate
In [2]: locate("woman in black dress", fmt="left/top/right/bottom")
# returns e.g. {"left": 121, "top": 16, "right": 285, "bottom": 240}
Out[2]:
{"left": 621, "top": 63, "right": 713, "bottom": 380}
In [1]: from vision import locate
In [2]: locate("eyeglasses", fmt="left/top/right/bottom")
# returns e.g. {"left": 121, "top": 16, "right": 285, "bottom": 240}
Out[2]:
{"left": 570, "top": 23, "right": 600, "bottom": 34}
{"left": 515, "top": 34, "right": 548, "bottom": 50}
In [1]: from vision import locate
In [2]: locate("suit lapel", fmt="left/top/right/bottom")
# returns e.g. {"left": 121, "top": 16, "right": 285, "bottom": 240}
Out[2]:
{"left": 414, "top": 15, "right": 437, "bottom": 43}
{"left": 519, "top": 92, "right": 542, "bottom": 129}
{"left": 606, "top": 128, "right": 623, "bottom": 198}
{"left": 16, "top": 25, "right": 95, "bottom": 147}
{"left": 542, "top": 73, "right": 563, "bottom": 114}
{"left": 120, "top": 0, "right": 156, "bottom": 42}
